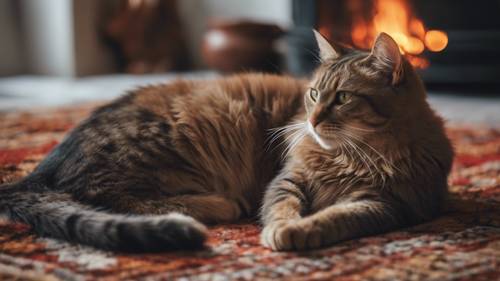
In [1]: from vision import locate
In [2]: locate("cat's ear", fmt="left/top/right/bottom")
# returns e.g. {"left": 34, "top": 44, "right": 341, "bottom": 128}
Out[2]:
{"left": 371, "top": 32, "right": 403, "bottom": 85}
{"left": 313, "top": 29, "right": 343, "bottom": 61}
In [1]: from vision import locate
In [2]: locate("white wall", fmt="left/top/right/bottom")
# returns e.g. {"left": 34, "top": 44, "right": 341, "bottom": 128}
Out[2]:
{"left": 178, "top": 0, "right": 292, "bottom": 67}
{"left": 16, "top": 0, "right": 116, "bottom": 76}
{"left": 20, "top": 0, "right": 75, "bottom": 76}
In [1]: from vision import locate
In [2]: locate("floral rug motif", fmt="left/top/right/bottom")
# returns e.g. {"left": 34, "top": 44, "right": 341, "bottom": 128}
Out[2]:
{"left": 0, "top": 105, "right": 499, "bottom": 281}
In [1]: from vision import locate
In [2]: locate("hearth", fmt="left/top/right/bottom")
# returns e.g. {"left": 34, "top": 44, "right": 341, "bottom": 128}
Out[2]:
{"left": 287, "top": 0, "right": 500, "bottom": 87}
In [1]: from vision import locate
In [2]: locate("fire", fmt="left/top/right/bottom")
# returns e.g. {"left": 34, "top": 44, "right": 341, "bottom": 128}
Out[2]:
{"left": 425, "top": 30, "right": 448, "bottom": 52}
{"left": 349, "top": 0, "right": 448, "bottom": 68}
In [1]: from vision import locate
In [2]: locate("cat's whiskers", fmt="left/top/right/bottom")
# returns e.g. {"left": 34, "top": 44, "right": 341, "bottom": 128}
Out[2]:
{"left": 267, "top": 123, "right": 304, "bottom": 140}
{"left": 337, "top": 132, "right": 377, "bottom": 185}
{"left": 266, "top": 123, "right": 305, "bottom": 153}
{"left": 282, "top": 125, "right": 308, "bottom": 160}
{"left": 333, "top": 129, "right": 380, "bottom": 184}
{"left": 340, "top": 130, "right": 403, "bottom": 180}
{"left": 274, "top": 122, "right": 393, "bottom": 188}
{"left": 341, "top": 124, "right": 377, "bottom": 133}
{"left": 266, "top": 122, "right": 308, "bottom": 160}
{"left": 337, "top": 134, "right": 376, "bottom": 191}
{"left": 341, "top": 133, "right": 383, "bottom": 180}
{"left": 339, "top": 140, "right": 354, "bottom": 163}
{"left": 336, "top": 137, "right": 363, "bottom": 192}
{"left": 339, "top": 130, "right": 405, "bottom": 188}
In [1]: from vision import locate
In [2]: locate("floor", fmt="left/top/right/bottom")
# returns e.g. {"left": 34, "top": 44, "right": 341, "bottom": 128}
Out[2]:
{"left": 0, "top": 73, "right": 499, "bottom": 127}
{"left": 1, "top": 106, "right": 499, "bottom": 280}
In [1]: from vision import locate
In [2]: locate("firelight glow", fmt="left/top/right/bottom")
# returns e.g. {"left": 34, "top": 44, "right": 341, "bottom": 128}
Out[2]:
{"left": 350, "top": 0, "right": 448, "bottom": 68}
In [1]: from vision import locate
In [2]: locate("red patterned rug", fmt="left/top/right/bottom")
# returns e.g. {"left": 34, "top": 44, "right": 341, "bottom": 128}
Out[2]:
{"left": 0, "top": 105, "right": 499, "bottom": 281}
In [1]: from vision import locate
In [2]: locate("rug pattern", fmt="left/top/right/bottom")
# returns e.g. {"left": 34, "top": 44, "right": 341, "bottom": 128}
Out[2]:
{"left": 0, "top": 105, "right": 499, "bottom": 281}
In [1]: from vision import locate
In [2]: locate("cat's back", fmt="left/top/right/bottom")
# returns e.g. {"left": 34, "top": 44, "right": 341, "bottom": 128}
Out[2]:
{"left": 31, "top": 74, "right": 305, "bottom": 213}
{"left": 134, "top": 73, "right": 306, "bottom": 206}
{"left": 132, "top": 73, "right": 306, "bottom": 127}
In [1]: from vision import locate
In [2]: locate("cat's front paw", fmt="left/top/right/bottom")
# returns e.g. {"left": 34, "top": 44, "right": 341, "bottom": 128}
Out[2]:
{"left": 261, "top": 220, "right": 322, "bottom": 251}
{"left": 261, "top": 221, "right": 293, "bottom": 251}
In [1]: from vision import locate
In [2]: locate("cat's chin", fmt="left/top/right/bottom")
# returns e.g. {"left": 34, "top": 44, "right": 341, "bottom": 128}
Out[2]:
{"left": 307, "top": 122, "right": 336, "bottom": 150}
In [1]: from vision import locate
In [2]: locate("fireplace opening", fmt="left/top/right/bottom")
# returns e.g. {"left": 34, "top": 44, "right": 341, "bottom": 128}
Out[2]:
{"left": 317, "top": 0, "right": 448, "bottom": 70}
{"left": 287, "top": 0, "right": 500, "bottom": 90}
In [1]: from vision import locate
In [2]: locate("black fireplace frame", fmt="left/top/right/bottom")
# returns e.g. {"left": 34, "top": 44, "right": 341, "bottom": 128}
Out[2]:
{"left": 287, "top": 0, "right": 500, "bottom": 86}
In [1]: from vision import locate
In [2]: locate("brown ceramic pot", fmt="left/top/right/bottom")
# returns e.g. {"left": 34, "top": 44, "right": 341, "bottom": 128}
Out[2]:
{"left": 201, "top": 21, "right": 285, "bottom": 73}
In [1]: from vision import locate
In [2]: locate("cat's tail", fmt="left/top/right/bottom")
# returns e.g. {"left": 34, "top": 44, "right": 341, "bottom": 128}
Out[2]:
{"left": 0, "top": 181, "right": 208, "bottom": 252}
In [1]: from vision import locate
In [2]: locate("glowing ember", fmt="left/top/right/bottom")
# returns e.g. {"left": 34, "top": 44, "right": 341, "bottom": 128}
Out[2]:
{"left": 425, "top": 30, "right": 448, "bottom": 52}
{"left": 350, "top": 0, "right": 448, "bottom": 68}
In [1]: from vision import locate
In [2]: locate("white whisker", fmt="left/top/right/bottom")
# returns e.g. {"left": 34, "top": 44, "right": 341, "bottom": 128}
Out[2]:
{"left": 282, "top": 126, "right": 307, "bottom": 160}
{"left": 341, "top": 130, "right": 402, "bottom": 179}
{"left": 341, "top": 124, "right": 377, "bottom": 132}
{"left": 265, "top": 122, "right": 305, "bottom": 153}
{"left": 338, "top": 135, "right": 374, "bottom": 191}
{"left": 340, "top": 134, "right": 375, "bottom": 182}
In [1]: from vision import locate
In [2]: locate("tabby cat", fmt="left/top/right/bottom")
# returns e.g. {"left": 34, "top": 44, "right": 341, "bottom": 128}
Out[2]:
{"left": 0, "top": 31, "right": 453, "bottom": 252}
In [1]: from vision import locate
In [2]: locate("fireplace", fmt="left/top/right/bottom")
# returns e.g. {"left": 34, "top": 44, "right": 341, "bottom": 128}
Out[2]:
{"left": 287, "top": 0, "right": 500, "bottom": 87}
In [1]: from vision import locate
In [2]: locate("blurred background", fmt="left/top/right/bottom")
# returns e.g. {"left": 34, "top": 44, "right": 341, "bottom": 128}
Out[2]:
{"left": 0, "top": 0, "right": 499, "bottom": 125}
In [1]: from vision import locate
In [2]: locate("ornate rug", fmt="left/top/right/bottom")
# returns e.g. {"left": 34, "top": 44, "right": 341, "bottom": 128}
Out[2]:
{"left": 0, "top": 105, "right": 499, "bottom": 281}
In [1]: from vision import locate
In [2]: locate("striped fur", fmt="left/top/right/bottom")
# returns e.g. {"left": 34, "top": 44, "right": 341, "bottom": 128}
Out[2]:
{"left": 1, "top": 33, "right": 453, "bottom": 252}
{"left": 1, "top": 74, "right": 305, "bottom": 251}
{"left": 260, "top": 32, "right": 453, "bottom": 251}
{"left": 1, "top": 182, "right": 207, "bottom": 252}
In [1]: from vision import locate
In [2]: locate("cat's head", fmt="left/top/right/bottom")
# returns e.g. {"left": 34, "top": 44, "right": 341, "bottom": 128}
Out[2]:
{"left": 305, "top": 30, "right": 428, "bottom": 150}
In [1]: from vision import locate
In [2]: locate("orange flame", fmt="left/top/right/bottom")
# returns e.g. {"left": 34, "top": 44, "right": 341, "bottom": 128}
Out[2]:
{"left": 350, "top": 0, "right": 448, "bottom": 68}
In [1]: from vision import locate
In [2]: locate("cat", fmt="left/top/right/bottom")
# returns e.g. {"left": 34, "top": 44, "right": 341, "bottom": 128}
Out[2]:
{"left": 0, "top": 31, "right": 453, "bottom": 252}
{"left": 0, "top": 74, "right": 304, "bottom": 252}
{"left": 260, "top": 31, "right": 453, "bottom": 250}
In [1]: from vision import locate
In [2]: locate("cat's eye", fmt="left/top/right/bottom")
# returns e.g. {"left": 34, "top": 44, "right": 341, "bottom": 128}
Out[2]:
{"left": 309, "top": 88, "right": 319, "bottom": 102}
{"left": 336, "top": 91, "right": 352, "bottom": 105}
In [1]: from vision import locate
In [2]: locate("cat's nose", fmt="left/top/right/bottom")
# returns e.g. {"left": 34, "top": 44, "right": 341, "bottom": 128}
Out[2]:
{"left": 309, "top": 108, "right": 328, "bottom": 128}
{"left": 309, "top": 117, "right": 321, "bottom": 128}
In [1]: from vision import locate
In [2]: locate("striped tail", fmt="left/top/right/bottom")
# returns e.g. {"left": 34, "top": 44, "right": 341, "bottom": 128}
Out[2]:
{"left": 0, "top": 182, "right": 207, "bottom": 252}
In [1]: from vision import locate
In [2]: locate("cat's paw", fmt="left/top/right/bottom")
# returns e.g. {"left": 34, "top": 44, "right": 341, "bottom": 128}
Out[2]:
{"left": 261, "top": 220, "right": 322, "bottom": 251}
{"left": 261, "top": 221, "right": 293, "bottom": 251}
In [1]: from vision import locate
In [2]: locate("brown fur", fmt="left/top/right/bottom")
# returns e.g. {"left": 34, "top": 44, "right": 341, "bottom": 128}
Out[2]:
{"left": 83, "top": 74, "right": 306, "bottom": 220}
{"left": 2, "top": 32, "right": 453, "bottom": 252}
{"left": 260, "top": 32, "right": 453, "bottom": 250}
